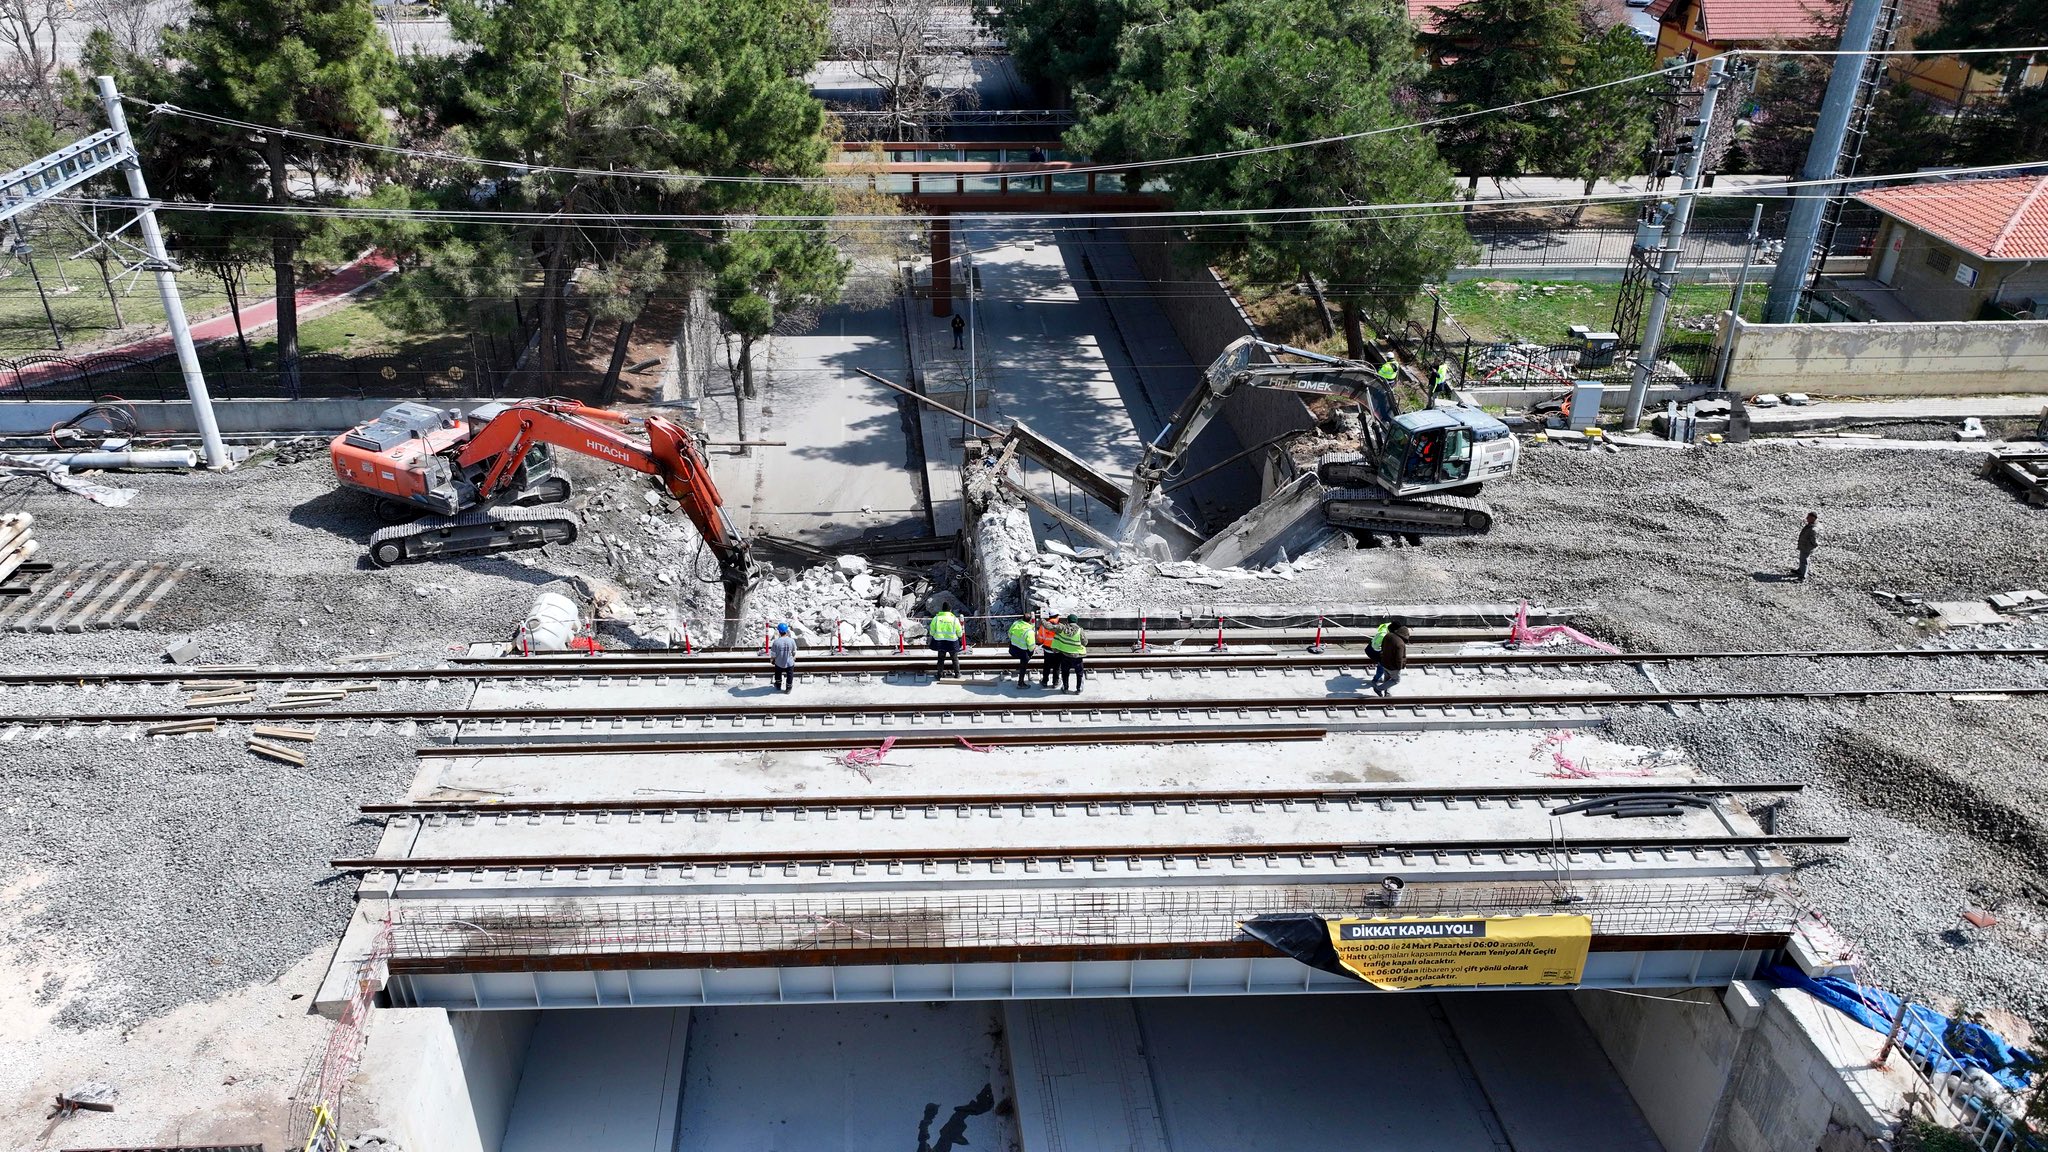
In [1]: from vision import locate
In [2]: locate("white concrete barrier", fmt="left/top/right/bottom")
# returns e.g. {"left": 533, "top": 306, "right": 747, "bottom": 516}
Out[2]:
{"left": 1722, "top": 318, "right": 2048, "bottom": 397}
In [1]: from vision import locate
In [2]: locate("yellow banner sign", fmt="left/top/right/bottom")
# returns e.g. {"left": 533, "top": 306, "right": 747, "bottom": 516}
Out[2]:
{"left": 1325, "top": 915, "right": 1592, "bottom": 990}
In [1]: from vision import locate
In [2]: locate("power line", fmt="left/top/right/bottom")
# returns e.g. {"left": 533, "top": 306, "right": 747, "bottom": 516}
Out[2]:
{"left": 53, "top": 157, "right": 2048, "bottom": 228}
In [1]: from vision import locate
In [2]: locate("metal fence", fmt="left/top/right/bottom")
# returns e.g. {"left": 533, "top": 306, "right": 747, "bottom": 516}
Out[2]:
{"left": 1371, "top": 291, "right": 1718, "bottom": 391}
{"left": 1465, "top": 225, "right": 1874, "bottom": 270}
{"left": 0, "top": 317, "right": 540, "bottom": 404}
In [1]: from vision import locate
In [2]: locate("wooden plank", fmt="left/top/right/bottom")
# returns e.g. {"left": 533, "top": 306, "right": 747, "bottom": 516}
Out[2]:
{"left": 38, "top": 563, "right": 119, "bottom": 632}
{"left": 96, "top": 560, "right": 167, "bottom": 629}
{"left": 248, "top": 740, "right": 308, "bottom": 766}
{"left": 251, "top": 725, "right": 317, "bottom": 743}
{"left": 65, "top": 562, "right": 144, "bottom": 632}
{"left": 119, "top": 561, "right": 192, "bottom": 629}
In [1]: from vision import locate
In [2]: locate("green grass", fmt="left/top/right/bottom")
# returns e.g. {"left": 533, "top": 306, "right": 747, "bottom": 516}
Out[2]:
{"left": 189, "top": 295, "right": 475, "bottom": 377}
{"left": 0, "top": 257, "right": 278, "bottom": 356}
{"left": 1438, "top": 278, "right": 1769, "bottom": 344}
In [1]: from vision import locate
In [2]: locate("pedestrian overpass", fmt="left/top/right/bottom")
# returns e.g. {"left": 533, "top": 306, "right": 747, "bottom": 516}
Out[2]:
{"left": 826, "top": 141, "right": 1171, "bottom": 314}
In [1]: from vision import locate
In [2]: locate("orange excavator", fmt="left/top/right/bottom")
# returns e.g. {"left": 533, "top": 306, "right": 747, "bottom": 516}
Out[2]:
{"left": 329, "top": 399, "right": 751, "bottom": 614}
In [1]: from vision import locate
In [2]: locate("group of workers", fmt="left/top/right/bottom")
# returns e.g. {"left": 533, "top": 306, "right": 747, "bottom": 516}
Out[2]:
{"left": 768, "top": 610, "right": 1411, "bottom": 697}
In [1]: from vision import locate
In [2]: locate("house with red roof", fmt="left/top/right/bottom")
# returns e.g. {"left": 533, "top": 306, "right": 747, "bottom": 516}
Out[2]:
{"left": 1831, "top": 176, "right": 2048, "bottom": 321}
{"left": 1645, "top": 0, "right": 2045, "bottom": 110}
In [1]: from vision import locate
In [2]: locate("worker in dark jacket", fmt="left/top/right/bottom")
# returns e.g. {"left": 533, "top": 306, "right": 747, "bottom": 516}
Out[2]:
{"left": 952, "top": 312, "right": 967, "bottom": 349}
{"left": 1795, "top": 512, "right": 1819, "bottom": 581}
{"left": 1051, "top": 618, "right": 1088, "bottom": 692}
{"left": 1369, "top": 620, "right": 1409, "bottom": 697}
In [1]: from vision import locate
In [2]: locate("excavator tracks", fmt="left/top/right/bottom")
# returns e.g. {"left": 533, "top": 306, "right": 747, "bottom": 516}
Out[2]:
{"left": 1320, "top": 484, "right": 1493, "bottom": 536}
{"left": 366, "top": 504, "right": 578, "bottom": 568}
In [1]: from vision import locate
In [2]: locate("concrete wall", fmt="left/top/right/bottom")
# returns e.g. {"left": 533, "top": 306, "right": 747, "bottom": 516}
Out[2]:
{"left": 359, "top": 1007, "right": 538, "bottom": 1152}
{"left": 1574, "top": 987, "right": 1745, "bottom": 1152}
{"left": 1721, "top": 317, "right": 2048, "bottom": 397}
{"left": 0, "top": 398, "right": 423, "bottom": 436}
{"left": 1121, "top": 223, "right": 1317, "bottom": 494}
{"left": 1576, "top": 984, "right": 1921, "bottom": 1152}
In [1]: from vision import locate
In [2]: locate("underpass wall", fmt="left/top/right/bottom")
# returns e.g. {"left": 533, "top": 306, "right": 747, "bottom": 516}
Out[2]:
{"left": 1721, "top": 317, "right": 2048, "bottom": 397}
{"left": 1122, "top": 224, "right": 1317, "bottom": 497}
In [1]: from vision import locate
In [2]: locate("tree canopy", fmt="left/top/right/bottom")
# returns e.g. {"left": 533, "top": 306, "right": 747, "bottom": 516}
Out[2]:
{"left": 1069, "top": 0, "right": 1473, "bottom": 356}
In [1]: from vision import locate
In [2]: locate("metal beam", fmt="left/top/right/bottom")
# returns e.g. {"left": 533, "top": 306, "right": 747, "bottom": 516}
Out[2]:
{"left": 0, "top": 128, "right": 126, "bottom": 225}
{"left": 1003, "top": 421, "right": 1129, "bottom": 512}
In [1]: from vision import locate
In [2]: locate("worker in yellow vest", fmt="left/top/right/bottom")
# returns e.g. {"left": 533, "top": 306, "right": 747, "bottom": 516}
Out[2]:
{"left": 1367, "top": 617, "right": 1404, "bottom": 669}
{"left": 1049, "top": 616, "right": 1088, "bottom": 693}
{"left": 1376, "top": 361, "right": 1398, "bottom": 385}
{"left": 928, "top": 607, "right": 965, "bottom": 681}
{"left": 1006, "top": 614, "right": 1038, "bottom": 689}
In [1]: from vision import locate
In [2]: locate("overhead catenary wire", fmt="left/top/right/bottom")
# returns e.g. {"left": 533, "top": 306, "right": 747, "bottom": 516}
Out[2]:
{"left": 51, "top": 157, "right": 2048, "bottom": 228}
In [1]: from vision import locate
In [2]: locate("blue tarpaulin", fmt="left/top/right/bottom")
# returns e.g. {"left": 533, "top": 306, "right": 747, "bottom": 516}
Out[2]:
{"left": 1764, "top": 964, "right": 2038, "bottom": 1093}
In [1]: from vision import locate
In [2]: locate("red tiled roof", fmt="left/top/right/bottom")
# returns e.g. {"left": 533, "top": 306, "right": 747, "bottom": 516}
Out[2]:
{"left": 1856, "top": 176, "right": 2048, "bottom": 261}
{"left": 1647, "top": 0, "right": 1840, "bottom": 43}
{"left": 1406, "top": 0, "right": 1480, "bottom": 34}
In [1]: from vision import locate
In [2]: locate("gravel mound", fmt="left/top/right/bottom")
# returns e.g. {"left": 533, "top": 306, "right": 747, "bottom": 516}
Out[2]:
{"left": 0, "top": 695, "right": 462, "bottom": 1027}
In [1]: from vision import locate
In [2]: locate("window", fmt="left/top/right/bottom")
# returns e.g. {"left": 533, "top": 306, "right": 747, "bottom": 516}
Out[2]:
{"left": 1925, "top": 248, "right": 1955, "bottom": 274}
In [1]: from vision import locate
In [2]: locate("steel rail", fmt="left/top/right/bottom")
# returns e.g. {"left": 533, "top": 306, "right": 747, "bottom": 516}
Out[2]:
{"left": 6, "top": 684, "right": 2044, "bottom": 728}
{"left": 414, "top": 727, "right": 1330, "bottom": 757}
{"left": 3, "top": 645, "right": 2042, "bottom": 687}
{"left": 363, "top": 780, "right": 1807, "bottom": 817}
{"left": 330, "top": 833, "right": 1851, "bottom": 872}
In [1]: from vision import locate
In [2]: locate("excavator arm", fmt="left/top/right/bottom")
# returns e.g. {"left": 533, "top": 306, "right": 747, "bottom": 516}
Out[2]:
{"left": 1114, "top": 337, "right": 1400, "bottom": 543}
{"left": 457, "top": 400, "right": 752, "bottom": 595}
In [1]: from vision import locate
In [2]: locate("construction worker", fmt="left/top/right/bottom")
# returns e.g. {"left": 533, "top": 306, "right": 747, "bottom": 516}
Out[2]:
{"left": 1369, "top": 620, "right": 1410, "bottom": 697}
{"left": 1366, "top": 616, "right": 1405, "bottom": 668}
{"left": 1007, "top": 614, "right": 1038, "bottom": 688}
{"left": 1036, "top": 613, "right": 1063, "bottom": 687}
{"left": 929, "top": 606, "right": 966, "bottom": 681}
{"left": 1433, "top": 361, "right": 1454, "bottom": 391}
{"left": 768, "top": 622, "right": 797, "bottom": 693}
{"left": 1795, "top": 511, "right": 1819, "bottom": 582}
{"left": 1376, "top": 360, "right": 1398, "bottom": 385}
{"left": 1050, "top": 616, "right": 1088, "bottom": 692}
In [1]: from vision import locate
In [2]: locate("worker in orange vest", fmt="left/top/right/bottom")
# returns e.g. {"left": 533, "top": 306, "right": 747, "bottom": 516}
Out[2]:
{"left": 1035, "top": 613, "right": 1062, "bottom": 688}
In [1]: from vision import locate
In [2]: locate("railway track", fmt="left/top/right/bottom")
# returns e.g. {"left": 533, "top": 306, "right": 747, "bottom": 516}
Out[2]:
{"left": 1, "top": 644, "right": 2043, "bottom": 688}
{"left": 364, "top": 779, "right": 1810, "bottom": 817}
{"left": 4, "top": 683, "right": 2045, "bottom": 731}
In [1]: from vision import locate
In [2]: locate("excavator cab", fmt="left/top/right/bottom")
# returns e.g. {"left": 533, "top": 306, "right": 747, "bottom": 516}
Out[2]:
{"left": 1375, "top": 409, "right": 1509, "bottom": 497}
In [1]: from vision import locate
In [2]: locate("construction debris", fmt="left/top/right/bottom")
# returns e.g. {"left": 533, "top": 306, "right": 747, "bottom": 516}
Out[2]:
{"left": 49, "top": 1080, "right": 118, "bottom": 1116}
{"left": 144, "top": 718, "right": 217, "bottom": 736}
{"left": 252, "top": 725, "right": 318, "bottom": 743}
{"left": 247, "top": 737, "right": 309, "bottom": 765}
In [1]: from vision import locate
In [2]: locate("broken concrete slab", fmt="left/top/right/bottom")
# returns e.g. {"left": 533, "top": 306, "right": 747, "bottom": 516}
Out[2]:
{"left": 1924, "top": 600, "right": 2010, "bottom": 628}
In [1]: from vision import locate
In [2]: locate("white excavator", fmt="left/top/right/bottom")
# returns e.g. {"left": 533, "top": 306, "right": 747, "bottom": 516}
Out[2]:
{"left": 1117, "top": 337, "right": 1520, "bottom": 544}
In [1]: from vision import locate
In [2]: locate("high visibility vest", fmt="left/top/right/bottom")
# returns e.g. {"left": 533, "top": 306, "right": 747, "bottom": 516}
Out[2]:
{"left": 1049, "top": 624, "right": 1086, "bottom": 656}
{"left": 1371, "top": 623, "right": 1390, "bottom": 651}
{"left": 1377, "top": 362, "right": 1398, "bottom": 382}
{"left": 1434, "top": 363, "right": 1452, "bottom": 386}
{"left": 1036, "top": 623, "right": 1058, "bottom": 647}
{"left": 930, "top": 612, "right": 964, "bottom": 642}
{"left": 1008, "top": 619, "right": 1034, "bottom": 648}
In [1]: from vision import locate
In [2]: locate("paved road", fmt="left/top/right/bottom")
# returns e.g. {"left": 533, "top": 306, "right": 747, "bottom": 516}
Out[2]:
{"left": 704, "top": 300, "right": 932, "bottom": 548}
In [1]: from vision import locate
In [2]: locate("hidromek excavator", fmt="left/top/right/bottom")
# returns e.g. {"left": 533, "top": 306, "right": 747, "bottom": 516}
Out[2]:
{"left": 1117, "top": 337, "right": 1520, "bottom": 545}
{"left": 329, "top": 399, "right": 751, "bottom": 631}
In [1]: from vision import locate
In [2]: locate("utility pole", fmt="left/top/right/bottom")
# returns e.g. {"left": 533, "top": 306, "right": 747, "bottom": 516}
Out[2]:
{"left": 964, "top": 247, "right": 977, "bottom": 435}
{"left": 1626, "top": 55, "right": 1728, "bottom": 430}
{"left": 1711, "top": 204, "right": 1765, "bottom": 393}
{"left": 1764, "top": 0, "right": 1888, "bottom": 322}
{"left": 95, "top": 75, "right": 228, "bottom": 470}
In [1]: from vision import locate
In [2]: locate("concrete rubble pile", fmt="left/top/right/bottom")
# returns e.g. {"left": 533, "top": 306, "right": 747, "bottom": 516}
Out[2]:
{"left": 568, "top": 473, "right": 726, "bottom": 640}
{"left": 745, "top": 553, "right": 952, "bottom": 648}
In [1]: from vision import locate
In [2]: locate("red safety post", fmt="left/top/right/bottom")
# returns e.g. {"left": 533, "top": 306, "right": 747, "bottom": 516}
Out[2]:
{"left": 762, "top": 621, "right": 772, "bottom": 655}
{"left": 1308, "top": 615, "right": 1325, "bottom": 654}
{"left": 1211, "top": 616, "right": 1229, "bottom": 653}
{"left": 834, "top": 618, "right": 845, "bottom": 655}
{"left": 897, "top": 623, "right": 906, "bottom": 654}
{"left": 680, "top": 622, "right": 693, "bottom": 655}
{"left": 1134, "top": 616, "right": 1151, "bottom": 653}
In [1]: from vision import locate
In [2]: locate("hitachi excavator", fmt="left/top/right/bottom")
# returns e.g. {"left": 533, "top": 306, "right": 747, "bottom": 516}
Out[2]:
{"left": 1118, "top": 337, "right": 1520, "bottom": 544}
{"left": 329, "top": 399, "right": 751, "bottom": 614}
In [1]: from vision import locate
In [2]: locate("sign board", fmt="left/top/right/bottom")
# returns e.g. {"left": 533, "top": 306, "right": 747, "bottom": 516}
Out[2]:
{"left": 1323, "top": 915, "right": 1592, "bottom": 990}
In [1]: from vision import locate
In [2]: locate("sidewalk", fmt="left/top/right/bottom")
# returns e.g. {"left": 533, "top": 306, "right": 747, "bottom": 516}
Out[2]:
{"left": 7, "top": 251, "right": 397, "bottom": 389}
